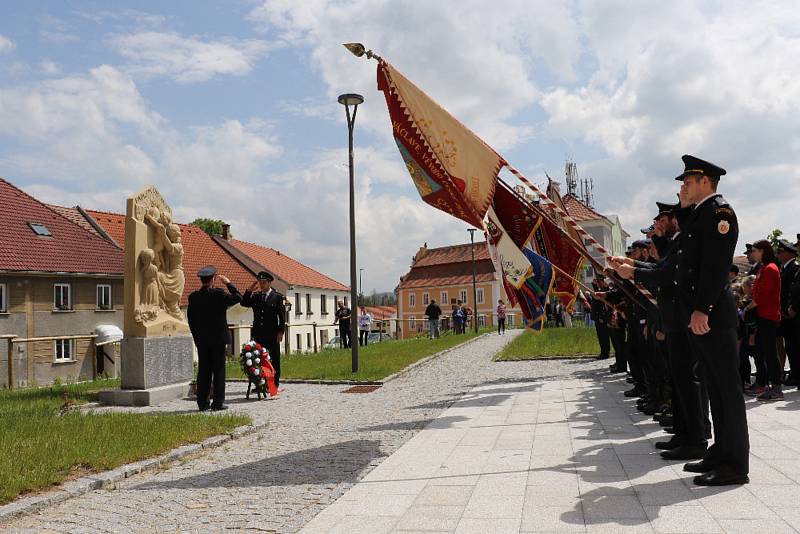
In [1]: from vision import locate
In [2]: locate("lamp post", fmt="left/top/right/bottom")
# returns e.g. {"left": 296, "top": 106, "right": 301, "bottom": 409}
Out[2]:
{"left": 468, "top": 228, "right": 479, "bottom": 333}
{"left": 338, "top": 92, "right": 364, "bottom": 373}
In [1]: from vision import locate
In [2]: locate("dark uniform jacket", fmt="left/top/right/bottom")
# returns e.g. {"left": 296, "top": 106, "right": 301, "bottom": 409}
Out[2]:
{"left": 634, "top": 235, "right": 689, "bottom": 333}
{"left": 187, "top": 283, "right": 243, "bottom": 348}
{"left": 241, "top": 288, "right": 286, "bottom": 342}
{"left": 676, "top": 194, "right": 738, "bottom": 329}
{"left": 780, "top": 259, "right": 799, "bottom": 317}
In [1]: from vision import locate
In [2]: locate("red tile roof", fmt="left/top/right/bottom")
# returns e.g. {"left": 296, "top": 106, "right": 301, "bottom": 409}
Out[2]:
{"left": 83, "top": 209, "right": 257, "bottom": 307}
{"left": 412, "top": 242, "right": 491, "bottom": 267}
{"left": 229, "top": 238, "right": 349, "bottom": 292}
{"left": 0, "top": 178, "right": 124, "bottom": 275}
{"left": 397, "top": 258, "right": 496, "bottom": 289}
{"left": 363, "top": 305, "right": 397, "bottom": 320}
{"left": 563, "top": 194, "right": 608, "bottom": 223}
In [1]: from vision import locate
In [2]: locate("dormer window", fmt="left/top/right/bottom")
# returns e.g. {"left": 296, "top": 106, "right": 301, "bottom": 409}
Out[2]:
{"left": 28, "top": 222, "right": 51, "bottom": 236}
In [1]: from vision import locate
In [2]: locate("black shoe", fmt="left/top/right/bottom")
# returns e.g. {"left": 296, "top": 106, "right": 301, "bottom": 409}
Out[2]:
{"left": 609, "top": 366, "right": 626, "bottom": 374}
{"left": 693, "top": 468, "right": 749, "bottom": 486}
{"left": 655, "top": 438, "right": 681, "bottom": 450}
{"left": 624, "top": 387, "right": 644, "bottom": 398}
{"left": 626, "top": 377, "right": 635, "bottom": 384}
{"left": 664, "top": 426, "right": 675, "bottom": 434}
{"left": 683, "top": 460, "right": 715, "bottom": 473}
{"left": 198, "top": 405, "right": 210, "bottom": 412}
{"left": 597, "top": 354, "right": 610, "bottom": 360}
{"left": 210, "top": 405, "right": 229, "bottom": 411}
{"left": 660, "top": 444, "right": 707, "bottom": 460}
{"left": 659, "top": 416, "right": 674, "bottom": 427}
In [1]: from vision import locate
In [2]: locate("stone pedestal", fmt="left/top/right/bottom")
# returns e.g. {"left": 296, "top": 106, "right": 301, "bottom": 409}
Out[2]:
{"left": 100, "top": 335, "right": 194, "bottom": 406}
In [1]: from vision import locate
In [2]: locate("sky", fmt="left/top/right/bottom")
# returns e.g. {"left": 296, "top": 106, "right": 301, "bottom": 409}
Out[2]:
{"left": 1, "top": 0, "right": 799, "bottom": 293}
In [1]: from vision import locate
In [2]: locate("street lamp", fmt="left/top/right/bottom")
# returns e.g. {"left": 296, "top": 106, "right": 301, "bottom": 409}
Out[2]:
{"left": 338, "top": 92, "right": 364, "bottom": 373}
{"left": 468, "top": 228, "right": 479, "bottom": 333}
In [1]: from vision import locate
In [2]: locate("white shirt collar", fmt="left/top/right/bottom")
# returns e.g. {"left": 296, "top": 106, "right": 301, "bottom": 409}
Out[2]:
{"left": 694, "top": 193, "right": 719, "bottom": 210}
{"left": 671, "top": 232, "right": 680, "bottom": 241}
{"left": 784, "top": 258, "right": 795, "bottom": 269}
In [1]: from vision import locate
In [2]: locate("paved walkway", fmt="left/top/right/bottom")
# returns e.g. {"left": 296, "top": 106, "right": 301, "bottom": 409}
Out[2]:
{"left": 301, "top": 368, "right": 800, "bottom": 533}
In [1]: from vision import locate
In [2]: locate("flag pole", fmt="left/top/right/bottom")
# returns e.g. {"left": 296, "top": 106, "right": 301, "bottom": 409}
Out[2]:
{"left": 497, "top": 179, "right": 651, "bottom": 310}
{"left": 500, "top": 169, "right": 658, "bottom": 308}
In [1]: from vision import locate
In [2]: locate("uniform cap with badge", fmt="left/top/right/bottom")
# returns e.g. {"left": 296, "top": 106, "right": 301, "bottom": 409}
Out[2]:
{"left": 257, "top": 271, "right": 274, "bottom": 281}
{"left": 675, "top": 154, "right": 727, "bottom": 181}
{"left": 777, "top": 239, "right": 798, "bottom": 255}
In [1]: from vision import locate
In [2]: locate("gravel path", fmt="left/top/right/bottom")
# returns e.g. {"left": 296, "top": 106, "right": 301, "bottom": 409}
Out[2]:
{"left": 4, "top": 331, "right": 607, "bottom": 533}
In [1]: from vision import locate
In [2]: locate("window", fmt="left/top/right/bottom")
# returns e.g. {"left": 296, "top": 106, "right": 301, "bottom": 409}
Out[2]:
{"left": 307, "top": 332, "right": 312, "bottom": 348}
{"left": 28, "top": 222, "right": 51, "bottom": 236}
{"left": 321, "top": 294, "right": 328, "bottom": 314}
{"left": 344, "top": 296, "right": 348, "bottom": 307}
{"left": 306, "top": 294, "right": 312, "bottom": 315}
{"left": 409, "top": 316, "right": 416, "bottom": 330}
{"left": 478, "top": 315, "right": 485, "bottom": 327}
{"left": 296, "top": 333, "right": 302, "bottom": 351}
{"left": 422, "top": 292, "right": 430, "bottom": 305}
{"left": 320, "top": 330, "right": 329, "bottom": 344}
{"left": 54, "top": 283, "right": 71, "bottom": 311}
{"left": 508, "top": 314, "right": 514, "bottom": 326}
{"left": 54, "top": 339, "right": 73, "bottom": 362}
{"left": 409, "top": 293, "right": 416, "bottom": 307}
{"left": 440, "top": 291, "right": 448, "bottom": 305}
{"left": 0, "top": 283, "right": 7, "bottom": 313}
{"left": 96, "top": 284, "right": 112, "bottom": 310}
{"left": 295, "top": 292, "right": 302, "bottom": 315}
{"left": 459, "top": 289, "right": 467, "bottom": 304}
{"left": 477, "top": 288, "right": 484, "bottom": 304}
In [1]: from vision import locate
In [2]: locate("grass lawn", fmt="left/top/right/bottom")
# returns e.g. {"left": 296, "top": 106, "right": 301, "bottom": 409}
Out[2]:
{"left": 495, "top": 325, "right": 601, "bottom": 361}
{"left": 0, "top": 379, "right": 249, "bottom": 505}
{"left": 226, "top": 328, "right": 495, "bottom": 382}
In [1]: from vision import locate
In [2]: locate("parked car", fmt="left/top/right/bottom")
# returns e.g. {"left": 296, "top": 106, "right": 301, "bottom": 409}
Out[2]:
{"left": 367, "top": 332, "right": 393, "bottom": 344}
{"left": 322, "top": 336, "right": 340, "bottom": 350}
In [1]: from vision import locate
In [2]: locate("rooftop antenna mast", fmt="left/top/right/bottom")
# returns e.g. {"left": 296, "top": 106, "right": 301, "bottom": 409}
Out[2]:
{"left": 565, "top": 157, "right": 578, "bottom": 197}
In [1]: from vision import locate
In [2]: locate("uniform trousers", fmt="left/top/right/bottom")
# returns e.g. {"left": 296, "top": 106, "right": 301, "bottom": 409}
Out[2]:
{"left": 609, "top": 327, "right": 627, "bottom": 371}
{"left": 782, "top": 318, "right": 800, "bottom": 381}
{"left": 595, "top": 321, "right": 610, "bottom": 358}
{"left": 690, "top": 327, "right": 750, "bottom": 475}
{"left": 197, "top": 343, "right": 226, "bottom": 409}
{"left": 667, "top": 332, "right": 706, "bottom": 446}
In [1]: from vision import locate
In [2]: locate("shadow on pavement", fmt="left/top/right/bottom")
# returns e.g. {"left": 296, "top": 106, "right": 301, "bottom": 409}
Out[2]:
{"left": 132, "top": 439, "right": 383, "bottom": 490}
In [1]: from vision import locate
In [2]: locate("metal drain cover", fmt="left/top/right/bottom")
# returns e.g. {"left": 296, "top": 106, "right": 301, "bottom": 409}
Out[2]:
{"left": 342, "top": 385, "right": 382, "bottom": 393}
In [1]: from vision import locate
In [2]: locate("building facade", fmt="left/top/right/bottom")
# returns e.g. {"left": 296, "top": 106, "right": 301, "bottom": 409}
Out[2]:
{"left": 1, "top": 178, "right": 125, "bottom": 387}
{"left": 396, "top": 242, "right": 521, "bottom": 339}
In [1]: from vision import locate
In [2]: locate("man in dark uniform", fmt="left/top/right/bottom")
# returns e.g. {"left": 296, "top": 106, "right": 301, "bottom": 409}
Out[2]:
{"left": 241, "top": 271, "right": 286, "bottom": 388}
{"left": 614, "top": 200, "right": 710, "bottom": 460}
{"left": 590, "top": 275, "right": 611, "bottom": 361}
{"left": 673, "top": 154, "right": 749, "bottom": 486}
{"left": 187, "top": 266, "right": 242, "bottom": 411}
{"left": 777, "top": 239, "right": 800, "bottom": 385}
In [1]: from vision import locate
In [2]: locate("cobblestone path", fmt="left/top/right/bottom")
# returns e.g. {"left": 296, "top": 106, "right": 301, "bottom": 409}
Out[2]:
{"left": 7, "top": 330, "right": 600, "bottom": 533}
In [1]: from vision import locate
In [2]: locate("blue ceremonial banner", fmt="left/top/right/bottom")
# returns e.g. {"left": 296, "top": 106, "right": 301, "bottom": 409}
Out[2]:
{"left": 520, "top": 247, "right": 555, "bottom": 332}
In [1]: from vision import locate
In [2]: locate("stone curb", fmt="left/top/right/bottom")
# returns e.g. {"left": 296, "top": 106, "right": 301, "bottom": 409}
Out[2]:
{"left": 0, "top": 421, "right": 267, "bottom": 525}
{"left": 493, "top": 354, "right": 596, "bottom": 362}
{"left": 381, "top": 333, "right": 492, "bottom": 383}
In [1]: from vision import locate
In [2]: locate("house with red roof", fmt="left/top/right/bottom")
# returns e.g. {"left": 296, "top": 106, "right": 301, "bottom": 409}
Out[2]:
{"left": 396, "top": 241, "right": 522, "bottom": 339}
{"left": 1, "top": 178, "right": 125, "bottom": 387}
{"left": 214, "top": 228, "right": 350, "bottom": 353}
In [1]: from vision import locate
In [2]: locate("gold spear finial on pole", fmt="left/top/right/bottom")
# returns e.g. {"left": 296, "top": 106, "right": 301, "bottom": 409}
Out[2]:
{"left": 343, "top": 43, "right": 381, "bottom": 61}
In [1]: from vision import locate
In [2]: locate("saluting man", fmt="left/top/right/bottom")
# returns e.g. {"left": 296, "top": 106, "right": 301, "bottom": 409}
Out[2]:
{"left": 187, "top": 266, "right": 242, "bottom": 411}
{"left": 674, "top": 154, "right": 749, "bottom": 486}
{"left": 242, "top": 271, "right": 286, "bottom": 390}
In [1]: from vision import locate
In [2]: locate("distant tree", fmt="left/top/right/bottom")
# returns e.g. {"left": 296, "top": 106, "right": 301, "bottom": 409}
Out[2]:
{"left": 191, "top": 218, "right": 226, "bottom": 236}
{"left": 767, "top": 228, "right": 783, "bottom": 248}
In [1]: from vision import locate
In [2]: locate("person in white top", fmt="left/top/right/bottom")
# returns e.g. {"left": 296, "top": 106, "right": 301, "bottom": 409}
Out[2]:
{"left": 358, "top": 307, "right": 372, "bottom": 346}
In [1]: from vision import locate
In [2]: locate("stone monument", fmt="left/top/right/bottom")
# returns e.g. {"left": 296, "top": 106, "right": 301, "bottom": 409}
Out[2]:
{"left": 100, "top": 186, "right": 194, "bottom": 406}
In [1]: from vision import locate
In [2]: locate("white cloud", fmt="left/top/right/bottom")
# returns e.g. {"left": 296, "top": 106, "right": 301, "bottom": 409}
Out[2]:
{"left": 39, "top": 59, "right": 60, "bottom": 75}
{"left": 0, "top": 35, "right": 14, "bottom": 53}
{"left": 248, "top": 0, "right": 581, "bottom": 151}
{"left": 110, "top": 31, "right": 278, "bottom": 83}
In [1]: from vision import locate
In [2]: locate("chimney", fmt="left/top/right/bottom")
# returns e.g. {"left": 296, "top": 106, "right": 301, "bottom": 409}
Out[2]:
{"left": 221, "top": 223, "right": 232, "bottom": 241}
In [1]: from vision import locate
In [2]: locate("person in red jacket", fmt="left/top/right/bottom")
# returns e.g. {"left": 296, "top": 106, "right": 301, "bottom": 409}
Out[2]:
{"left": 748, "top": 239, "right": 783, "bottom": 400}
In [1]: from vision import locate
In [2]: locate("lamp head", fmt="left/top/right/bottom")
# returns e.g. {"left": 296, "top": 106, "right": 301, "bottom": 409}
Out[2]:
{"left": 338, "top": 93, "right": 364, "bottom": 106}
{"left": 343, "top": 43, "right": 366, "bottom": 57}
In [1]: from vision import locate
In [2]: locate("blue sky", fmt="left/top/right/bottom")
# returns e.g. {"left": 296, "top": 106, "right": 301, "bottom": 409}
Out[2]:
{"left": 2, "top": 1, "right": 799, "bottom": 292}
